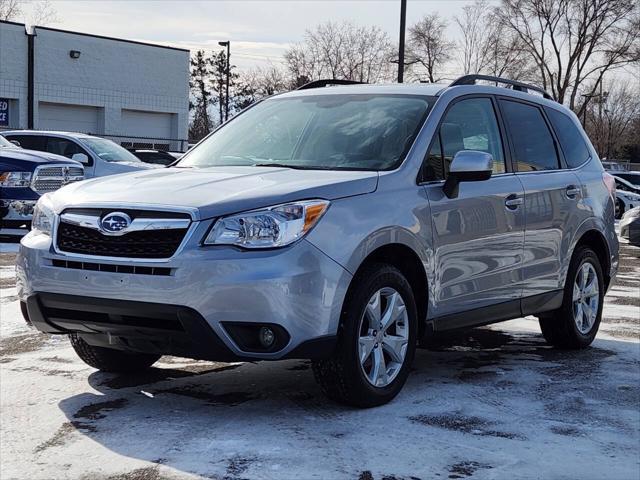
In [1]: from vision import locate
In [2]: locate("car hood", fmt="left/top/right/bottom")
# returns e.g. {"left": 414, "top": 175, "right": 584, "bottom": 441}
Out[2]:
{"left": 52, "top": 166, "right": 378, "bottom": 219}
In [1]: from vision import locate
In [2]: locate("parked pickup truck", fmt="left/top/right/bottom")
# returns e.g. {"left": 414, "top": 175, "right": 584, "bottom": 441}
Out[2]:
{"left": 1, "top": 137, "right": 84, "bottom": 236}
{"left": 1, "top": 131, "right": 160, "bottom": 178}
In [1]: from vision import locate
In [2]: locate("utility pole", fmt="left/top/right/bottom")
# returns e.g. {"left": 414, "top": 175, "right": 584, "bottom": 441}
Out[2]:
{"left": 398, "top": 0, "right": 407, "bottom": 83}
{"left": 218, "top": 41, "right": 230, "bottom": 121}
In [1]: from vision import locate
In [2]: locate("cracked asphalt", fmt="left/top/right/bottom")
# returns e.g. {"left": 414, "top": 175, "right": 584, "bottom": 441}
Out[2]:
{"left": 1, "top": 238, "right": 638, "bottom": 480}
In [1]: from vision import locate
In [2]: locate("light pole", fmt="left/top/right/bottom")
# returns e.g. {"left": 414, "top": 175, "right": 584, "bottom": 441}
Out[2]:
{"left": 218, "top": 41, "right": 230, "bottom": 121}
{"left": 397, "top": 0, "right": 407, "bottom": 83}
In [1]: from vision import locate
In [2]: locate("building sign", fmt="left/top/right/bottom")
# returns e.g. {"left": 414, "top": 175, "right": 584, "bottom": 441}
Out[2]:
{"left": 0, "top": 99, "right": 8, "bottom": 126}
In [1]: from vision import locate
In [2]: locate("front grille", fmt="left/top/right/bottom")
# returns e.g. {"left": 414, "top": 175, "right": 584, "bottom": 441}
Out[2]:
{"left": 32, "top": 165, "right": 84, "bottom": 193}
{"left": 57, "top": 222, "right": 188, "bottom": 258}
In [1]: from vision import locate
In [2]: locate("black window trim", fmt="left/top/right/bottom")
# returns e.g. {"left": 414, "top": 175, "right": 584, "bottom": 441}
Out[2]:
{"left": 417, "top": 93, "right": 513, "bottom": 185}
{"left": 495, "top": 96, "right": 567, "bottom": 174}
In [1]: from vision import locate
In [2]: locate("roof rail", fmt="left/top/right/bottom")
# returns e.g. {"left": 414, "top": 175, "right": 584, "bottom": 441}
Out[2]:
{"left": 450, "top": 75, "right": 553, "bottom": 100}
{"left": 297, "top": 79, "right": 365, "bottom": 90}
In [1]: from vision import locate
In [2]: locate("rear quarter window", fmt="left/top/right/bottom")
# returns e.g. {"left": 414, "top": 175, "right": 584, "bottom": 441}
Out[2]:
{"left": 6, "top": 135, "right": 46, "bottom": 151}
{"left": 545, "top": 107, "right": 591, "bottom": 168}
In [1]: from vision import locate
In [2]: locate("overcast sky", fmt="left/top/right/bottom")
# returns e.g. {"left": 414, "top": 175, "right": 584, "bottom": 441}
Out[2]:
{"left": 22, "top": 0, "right": 493, "bottom": 70}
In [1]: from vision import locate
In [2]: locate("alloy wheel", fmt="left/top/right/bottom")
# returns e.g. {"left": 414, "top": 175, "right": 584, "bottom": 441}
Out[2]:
{"left": 572, "top": 262, "right": 600, "bottom": 334}
{"left": 357, "top": 287, "right": 409, "bottom": 387}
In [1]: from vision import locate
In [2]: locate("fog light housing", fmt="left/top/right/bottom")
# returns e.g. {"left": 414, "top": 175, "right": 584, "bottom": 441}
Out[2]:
{"left": 222, "top": 322, "right": 290, "bottom": 353}
{"left": 259, "top": 326, "right": 275, "bottom": 348}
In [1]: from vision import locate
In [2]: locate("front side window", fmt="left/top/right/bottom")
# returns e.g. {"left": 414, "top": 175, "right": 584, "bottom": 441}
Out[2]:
{"left": 545, "top": 107, "right": 590, "bottom": 168}
{"left": 178, "top": 94, "right": 434, "bottom": 171}
{"left": 46, "top": 137, "right": 86, "bottom": 158}
{"left": 423, "top": 97, "right": 505, "bottom": 181}
{"left": 80, "top": 138, "right": 141, "bottom": 163}
{"left": 500, "top": 100, "right": 559, "bottom": 172}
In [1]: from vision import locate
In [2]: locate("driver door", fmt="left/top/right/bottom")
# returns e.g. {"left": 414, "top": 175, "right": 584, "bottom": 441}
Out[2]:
{"left": 421, "top": 96, "right": 525, "bottom": 319}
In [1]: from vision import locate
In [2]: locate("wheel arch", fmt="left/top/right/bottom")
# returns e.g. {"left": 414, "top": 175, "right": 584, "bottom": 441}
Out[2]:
{"left": 347, "top": 242, "right": 429, "bottom": 340}
{"left": 570, "top": 227, "right": 612, "bottom": 290}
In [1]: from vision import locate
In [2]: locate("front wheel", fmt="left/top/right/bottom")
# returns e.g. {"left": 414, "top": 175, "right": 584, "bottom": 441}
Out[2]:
{"left": 312, "top": 263, "right": 418, "bottom": 407}
{"left": 538, "top": 246, "right": 604, "bottom": 349}
{"left": 69, "top": 334, "right": 161, "bottom": 372}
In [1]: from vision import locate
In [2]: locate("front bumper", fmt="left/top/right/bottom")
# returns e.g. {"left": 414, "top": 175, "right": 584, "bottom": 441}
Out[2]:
{"left": 17, "top": 229, "right": 352, "bottom": 361}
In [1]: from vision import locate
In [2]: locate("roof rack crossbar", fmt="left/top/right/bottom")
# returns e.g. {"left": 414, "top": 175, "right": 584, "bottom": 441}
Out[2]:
{"left": 297, "top": 79, "right": 365, "bottom": 90}
{"left": 450, "top": 74, "right": 553, "bottom": 100}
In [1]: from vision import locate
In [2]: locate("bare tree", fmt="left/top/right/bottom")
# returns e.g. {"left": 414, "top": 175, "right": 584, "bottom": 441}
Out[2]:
{"left": 496, "top": 0, "right": 640, "bottom": 116}
{"left": 189, "top": 50, "right": 213, "bottom": 141}
{"left": 0, "top": 0, "right": 21, "bottom": 21}
{"left": 234, "top": 65, "right": 289, "bottom": 111}
{"left": 27, "top": 0, "right": 58, "bottom": 25}
{"left": 585, "top": 81, "right": 640, "bottom": 159}
{"left": 407, "top": 13, "right": 453, "bottom": 83}
{"left": 455, "top": 1, "right": 533, "bottom": 80}
{"left": 284, "top": 21, "right": 394, "bottom": 84}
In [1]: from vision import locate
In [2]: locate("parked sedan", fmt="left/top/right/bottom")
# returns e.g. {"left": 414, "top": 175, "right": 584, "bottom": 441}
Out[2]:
{"left": 128, "top": 149, "right": 181, "bottom": 166}
{"left": 620, "top": 207, "right": 640, "bottom": 245}
{"left": 613, "top": 176, "right": 640, "bottom": 219}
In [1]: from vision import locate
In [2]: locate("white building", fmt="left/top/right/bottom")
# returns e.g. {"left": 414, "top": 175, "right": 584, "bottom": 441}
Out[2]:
{"left": 0, "top": 20, "right": 189, "bottom": 151}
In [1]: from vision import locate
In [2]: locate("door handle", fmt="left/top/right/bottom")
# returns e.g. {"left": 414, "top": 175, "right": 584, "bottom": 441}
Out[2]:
{"left": 566, "top": 185, "right": 581, "bottom": 198}
{"left": 505, "top": 194, "right": 523, "bottom": 210}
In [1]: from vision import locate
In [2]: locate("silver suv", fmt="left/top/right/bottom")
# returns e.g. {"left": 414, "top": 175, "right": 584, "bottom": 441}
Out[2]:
{"left": 17, "top": 76, "right": 619, "bottom": 407}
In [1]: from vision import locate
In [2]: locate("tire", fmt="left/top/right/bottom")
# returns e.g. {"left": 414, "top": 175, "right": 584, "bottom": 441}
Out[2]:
{"left": 69, "top": 334, "right": 160, "bottom": 372}
{"left": 538, "top": 246, "right": 604, "bottom": 349}
{"left": 312, "top": 263, "right": 418, "bottom": 408}
{"left": 615, "top": 198, "right": 624, "bottom": 219}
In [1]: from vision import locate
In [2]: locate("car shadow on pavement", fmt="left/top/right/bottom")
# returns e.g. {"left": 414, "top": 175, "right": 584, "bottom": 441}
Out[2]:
{"left": 53, "top": 326, "right": 640, "bottom": 479}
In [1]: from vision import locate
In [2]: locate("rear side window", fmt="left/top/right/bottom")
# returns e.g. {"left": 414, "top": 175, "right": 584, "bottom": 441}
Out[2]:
{"left": 545, "top": 107, "right": 590, "bottom": 168}
{"left": 500, "top": 100, "right": 559, "bottom": 172}
{"left": 423, "top": 97, "right": 505, "bottom": 181}
{"left": 6, "top": 135, "right": 46, "bottom": 151}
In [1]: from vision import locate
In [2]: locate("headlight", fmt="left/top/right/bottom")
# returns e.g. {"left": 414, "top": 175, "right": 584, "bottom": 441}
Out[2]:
{"left": 31, "top": 193, "right": 55, "bottom": 236}
{"left": 0, "top": 171, "right": 32, "bottom": 187}
{"left": 203, "top": 199, "right": 330, "bottom": 248}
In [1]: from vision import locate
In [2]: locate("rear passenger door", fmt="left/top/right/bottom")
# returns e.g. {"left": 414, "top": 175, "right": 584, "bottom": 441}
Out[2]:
{"left": 421, "top": 96, "right": 525, "bottom": 318}
{"left": 498, "top": 98, "right": 582, "bottom": 298}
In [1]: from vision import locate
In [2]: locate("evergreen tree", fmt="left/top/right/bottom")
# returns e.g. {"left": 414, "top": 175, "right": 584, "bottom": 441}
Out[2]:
{"left": 189, "top": 50, "right": 212, "bottom": 141}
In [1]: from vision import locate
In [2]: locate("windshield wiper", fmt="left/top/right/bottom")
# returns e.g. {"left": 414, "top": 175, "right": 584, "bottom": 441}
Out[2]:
{"left": 254, "top": 162, "right": 334, "bottom": 170}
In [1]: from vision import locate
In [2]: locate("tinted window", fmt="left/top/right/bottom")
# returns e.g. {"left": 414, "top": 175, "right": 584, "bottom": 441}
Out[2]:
{"left": 6, "top": 135, "right": 46, "bottom": 151}
{"left": 179, "top": 95, "right": 433, "bottom": 171}
{"left": 46, "top": 137, "right": 86, "bottom": 158}
{"left": 545, "top": 107, "right": 590, "bottom": 168}
{"left": 136, "top": 151, "right": 174, "bottom": 165}
{"left": 423, "top": 97, "right": 505, "bottom": 181}
{"left": 500, "top": 100, "right": 559, "bottom": 172}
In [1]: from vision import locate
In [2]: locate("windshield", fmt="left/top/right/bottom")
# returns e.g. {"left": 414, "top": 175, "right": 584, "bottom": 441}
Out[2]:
{"left": 81, "top": 138, "right": 141, "bottom": 163}
{"left": 178, "top": 94, "right": 434, "bottom": 171}
{"left": 0, "top": 135, "right": 14, "bottom": 148}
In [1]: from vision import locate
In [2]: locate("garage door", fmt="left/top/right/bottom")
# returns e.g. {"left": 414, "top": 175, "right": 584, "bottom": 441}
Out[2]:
{"left": 38, "top": 102, "right": 100, "bottom": 134}
{"left": 121, "top": 110, "right": 173, "bottom": 138}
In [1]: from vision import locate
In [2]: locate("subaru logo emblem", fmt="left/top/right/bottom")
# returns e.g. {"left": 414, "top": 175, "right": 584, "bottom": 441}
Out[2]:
{"left": 100, "top": 212, "right": 132, "bottom": 234}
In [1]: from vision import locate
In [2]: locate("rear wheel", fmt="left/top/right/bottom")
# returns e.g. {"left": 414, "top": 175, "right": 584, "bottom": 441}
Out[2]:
{"left": 615, "top": 198, "right": 624, "bottom": 219}
{"left": 312, "top": 263, "right": 417, "bottom": 407}
{"left": 539, "top": 246, "right": 604, "bottom": 349}
{"left": 69, "top": 334, "right": 160, "bottom": 372}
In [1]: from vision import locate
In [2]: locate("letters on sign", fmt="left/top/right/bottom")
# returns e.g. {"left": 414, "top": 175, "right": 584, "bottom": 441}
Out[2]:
{"left": 0, "top": 99, "right": 8, "bottom": 126}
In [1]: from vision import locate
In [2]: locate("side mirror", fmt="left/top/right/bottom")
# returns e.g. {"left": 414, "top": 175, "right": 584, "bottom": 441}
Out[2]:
{"left": 71, "top": 153, "right": 89, "bottom": 164}
{"left": 443, "top": 150, "right": 493, "bottom": 198}
{"left": 9, "top": 140, "right": 21, "bottom": 148}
